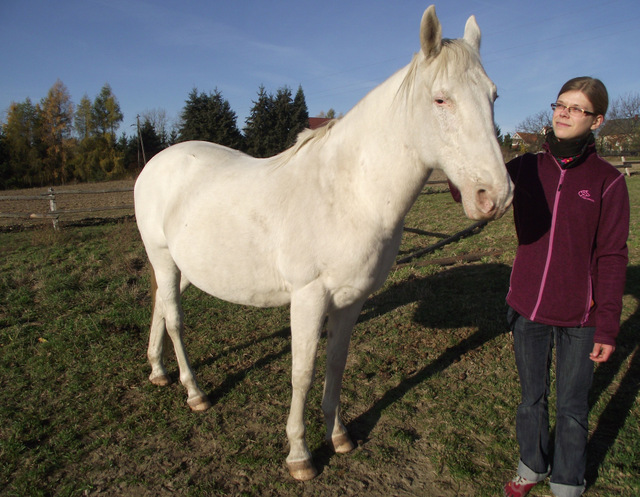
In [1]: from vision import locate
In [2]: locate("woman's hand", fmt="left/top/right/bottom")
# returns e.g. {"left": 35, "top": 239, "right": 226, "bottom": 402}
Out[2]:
{"left": 590, "top": 343, "right": 615, "bottom": 363}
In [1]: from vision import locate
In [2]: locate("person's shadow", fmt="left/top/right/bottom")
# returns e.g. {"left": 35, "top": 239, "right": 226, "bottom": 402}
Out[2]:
{"left": 586, "top": 264, "right": 640, "bottom": 488}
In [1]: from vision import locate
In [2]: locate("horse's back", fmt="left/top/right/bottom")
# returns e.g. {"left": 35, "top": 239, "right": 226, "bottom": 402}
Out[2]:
{"left": 136, "top": 141, "right": 252, "bottom": 197}
{"left": 135, "top": 140, "right": 258, "bottom": 224}
{"left": 134, "top": 141, "right": 293, "bottom": 306}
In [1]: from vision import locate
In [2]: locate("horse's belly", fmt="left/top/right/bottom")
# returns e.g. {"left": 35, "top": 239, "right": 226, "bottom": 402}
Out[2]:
{"left": 185, "top": 265, "right": 291, "bottom": 308}
{"left": 168, "top": 224, "right": 291, "bottom": 308}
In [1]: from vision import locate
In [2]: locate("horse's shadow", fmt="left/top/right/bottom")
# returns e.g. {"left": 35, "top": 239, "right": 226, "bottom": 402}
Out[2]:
{"left": 316, "top": 262, "right": 514, "bottom": 468}
{"left": 191, "top": 263, "right": 512, "bottom": 409}
{"left": 585, "top": 264, "right": 640, "bottom": 488}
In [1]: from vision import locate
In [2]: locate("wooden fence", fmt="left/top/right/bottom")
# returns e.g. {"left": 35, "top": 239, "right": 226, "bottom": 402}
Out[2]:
{"left": 0, "top": 181, "right": 499, "bottom": 267}
{"left": 0, "top": 186, "right": 134, "bottom": 230}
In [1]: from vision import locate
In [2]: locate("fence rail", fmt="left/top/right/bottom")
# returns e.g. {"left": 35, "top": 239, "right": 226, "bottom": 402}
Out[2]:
{"left": 1, "top": 179, "right": 451, "bottom": 231}
{"left": 0, "top": 186, "right": 134, "bottom": 230}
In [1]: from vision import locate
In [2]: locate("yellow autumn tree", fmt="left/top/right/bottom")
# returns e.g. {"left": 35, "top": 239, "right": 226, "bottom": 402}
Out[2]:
{"left": 40, "top": 79, "right": 75, "bottom": 184}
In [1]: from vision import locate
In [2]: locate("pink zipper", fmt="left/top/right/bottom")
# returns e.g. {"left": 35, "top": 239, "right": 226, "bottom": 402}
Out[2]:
{"left": 530, "top": 164, "right": 565, "bottom": 320}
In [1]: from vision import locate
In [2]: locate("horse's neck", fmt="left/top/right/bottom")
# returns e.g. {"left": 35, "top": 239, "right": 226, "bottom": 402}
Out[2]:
{"left": 327, "top": 70, "right": 432, "bottom": 231}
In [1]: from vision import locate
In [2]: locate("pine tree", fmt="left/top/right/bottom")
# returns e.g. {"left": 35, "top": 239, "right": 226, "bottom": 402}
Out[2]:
{"left": 178, "top": 88, "right": 243, "bottom": 149}
{"left": 244, "top": 86, "right": 274, "bottom": 158}
{"left": 244, "top": 85, "right": 309, "bottom": 158}
{"left": 272, "top": 87, "right": 294, "bottom": 154}
{"left": 289, "top": 85, "right": 309, "bottom": 145}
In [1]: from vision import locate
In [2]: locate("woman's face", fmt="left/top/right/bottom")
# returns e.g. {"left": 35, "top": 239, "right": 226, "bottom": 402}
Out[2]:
{"left": 552, "top": 90, "right": 604, "bottom": 141}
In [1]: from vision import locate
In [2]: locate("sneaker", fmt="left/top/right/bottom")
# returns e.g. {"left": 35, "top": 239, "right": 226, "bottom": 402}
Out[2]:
{"left": 504, "top": 475, "right": 539, "bottom": 497}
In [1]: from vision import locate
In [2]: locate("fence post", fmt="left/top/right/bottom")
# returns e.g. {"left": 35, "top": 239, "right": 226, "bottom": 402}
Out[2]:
{"left": 48, "top": 187, "right": 59, "bottom": 230}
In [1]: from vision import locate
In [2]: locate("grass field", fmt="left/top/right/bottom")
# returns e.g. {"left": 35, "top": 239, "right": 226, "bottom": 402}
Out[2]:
{"left": 1, "top": 177, "right": 638, "bottom": 496}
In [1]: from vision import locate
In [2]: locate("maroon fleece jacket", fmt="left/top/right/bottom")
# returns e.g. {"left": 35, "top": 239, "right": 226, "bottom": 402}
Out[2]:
{"left": 505, "top": 142, "right": 629, "bottom": 346}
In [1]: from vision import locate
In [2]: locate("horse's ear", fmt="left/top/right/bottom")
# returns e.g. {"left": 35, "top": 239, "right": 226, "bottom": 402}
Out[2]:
{"left": 420, "top": 5, "right": 442, "bottom": 59}
{"left": 463, "top": 14, "right": 481, "bottom": 51}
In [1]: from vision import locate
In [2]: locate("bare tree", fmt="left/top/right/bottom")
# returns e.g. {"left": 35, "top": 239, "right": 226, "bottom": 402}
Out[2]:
{"left": 516, "top": 109, "right": 552, "bottom": 135}
{"left": 140, "top": 108, "right": 174, "bottom": 144}
{"left": 599, "top": 93, "right": 640, "bottom": 153}
{"left": 514, "top": 109, "right": 552, "bottom": 152}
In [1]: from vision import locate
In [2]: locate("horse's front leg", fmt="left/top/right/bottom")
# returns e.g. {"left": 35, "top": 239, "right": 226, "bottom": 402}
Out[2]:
{"left": 322, "top": 301, "right": 364, "bottom": 454}
{"left": 286, "top": 281, "right": 329, "bottom": 481}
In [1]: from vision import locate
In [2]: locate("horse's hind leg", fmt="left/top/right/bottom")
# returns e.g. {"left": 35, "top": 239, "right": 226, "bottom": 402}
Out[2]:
{"left": 147, "top": 268, "right": 191, "bottom": 386}
{"left": 148, "top": 267, "right": 171, "bottom": 386}
{"left": 148, "top": 259, "right": 211, "bottom": 411}
{"left": 322, "top": 301, "right": 363, "bottom": 454}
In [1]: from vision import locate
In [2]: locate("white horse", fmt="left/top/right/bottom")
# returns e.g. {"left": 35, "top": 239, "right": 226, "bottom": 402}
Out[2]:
{"left": 134, "top": 5, "right": 513, "bottom": 481}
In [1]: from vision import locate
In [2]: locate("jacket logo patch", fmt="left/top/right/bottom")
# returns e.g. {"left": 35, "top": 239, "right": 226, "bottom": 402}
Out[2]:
{"left": 578, "top": 189, "right": 595, "bottom": 202}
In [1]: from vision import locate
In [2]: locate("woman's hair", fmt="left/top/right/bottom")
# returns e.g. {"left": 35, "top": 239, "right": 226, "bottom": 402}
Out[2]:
{"left": 558, "top": 77, "right": 609, "bottom": 116}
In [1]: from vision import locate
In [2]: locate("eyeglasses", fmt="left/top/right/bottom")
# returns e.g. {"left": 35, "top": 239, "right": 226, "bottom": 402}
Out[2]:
{"left": 550, "top": 102, "right": 595, "bottom": 117}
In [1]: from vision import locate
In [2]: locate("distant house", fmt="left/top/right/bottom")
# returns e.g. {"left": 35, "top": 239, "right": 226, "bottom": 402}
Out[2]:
{"left": 308, "top": 117, "right": 332, "bottom": 130}
{"left": 597, "top": 116, "right": 640, "bottom": 152}
{"left": 511, "top": 132, "right": 544, "bottom": 152}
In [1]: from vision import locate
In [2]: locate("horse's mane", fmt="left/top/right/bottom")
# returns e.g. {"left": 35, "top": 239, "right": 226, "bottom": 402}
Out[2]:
{"left": 397, "top": 38, "right": 480, "bottom": 104}
{"left": 271, "top": 119, "right": 338, "bottom": 168}
{"left": 271, "top": 39, "right": 478, "bottom": 168}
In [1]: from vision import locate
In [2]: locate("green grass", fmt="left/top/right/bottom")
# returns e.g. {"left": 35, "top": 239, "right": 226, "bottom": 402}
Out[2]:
{"left": 1, "top": 178, "right": 639, "bottom": 496}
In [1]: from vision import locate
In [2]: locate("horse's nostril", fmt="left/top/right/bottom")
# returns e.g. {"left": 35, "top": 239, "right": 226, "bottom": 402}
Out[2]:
{"left": 477, "top": 188, "right": 495, "bottom": 214}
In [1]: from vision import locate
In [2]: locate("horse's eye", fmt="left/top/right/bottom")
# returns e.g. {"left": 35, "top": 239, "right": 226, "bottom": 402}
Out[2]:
{"left": 435, "top": 98, "right": 446, "bottom": 105}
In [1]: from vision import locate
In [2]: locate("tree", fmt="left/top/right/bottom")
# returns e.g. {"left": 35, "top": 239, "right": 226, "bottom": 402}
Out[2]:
{"left": 178, "top": 88, "right": 243, "bottom": 149}
{"left": 0, "top": 125, "right": 13, "bottom": 189}
{"left": 92, "top": 83, "right": 123, "bottom": 138}
{"left": 39, "top": 79, "right": 75, "bottom": 184}
{"left": 515, "top": 109, "right": 552, "bottom": 152}
{"left": 244, "top": 85, "right": 310, "bottom": 158}
{"left": 288, "top": 85, "right": 309, "bottom": 146}
{"left": 516, "top": 109, "right": 552, "bottom": 135}
{"left": 272, "top": 86, "right": 294, "bottom": 152}
{"left": 140, "top": 108, "right": 174, "bottom": 147}
{"left": 244, "top": 85, "right": 275, "bottom": 158}
{"left": 598, "top": 92, "right": 640, "bottom": 153}
{"left": 75, "top": 95, "right": 93, "bottom": 140}
{"left": 122, "top": 118, "right": 165, "bottom": 173}
{"left": 3, "top": 98, "right": 42, "bottom": 186}
{"left": 318, "top": 109, "right": 340, "bottom": 119}
{"left": 70, "top": 84, "right": 125, "bottom": 181}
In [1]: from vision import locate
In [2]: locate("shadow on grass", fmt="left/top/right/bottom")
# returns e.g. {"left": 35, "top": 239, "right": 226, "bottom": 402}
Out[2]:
{"left": 181, "top": 263, "right": 512, "bottom": 476}
{"left": 190, "top": 325, "right": 292, "bottom": 403}
{"left": 586, "top": 264, "right": 640, "bottom": 488}
{"left": 326, "top": 263, "right": 512, "bottom": 468}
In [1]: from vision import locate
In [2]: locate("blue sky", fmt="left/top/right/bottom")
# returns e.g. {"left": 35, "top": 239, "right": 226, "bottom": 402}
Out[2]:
{"left": 1, "top": 0, "right": 639, "bottom": 137}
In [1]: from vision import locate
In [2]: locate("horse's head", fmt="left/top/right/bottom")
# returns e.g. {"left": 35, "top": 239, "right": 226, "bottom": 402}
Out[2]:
{"left": 405, "top": 6, "right": 513, "bottom": 220}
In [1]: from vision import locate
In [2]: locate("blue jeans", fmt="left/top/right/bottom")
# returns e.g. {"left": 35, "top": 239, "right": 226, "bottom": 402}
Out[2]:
{"left": 511, "top": 310, "right": 594, "bottom": 497}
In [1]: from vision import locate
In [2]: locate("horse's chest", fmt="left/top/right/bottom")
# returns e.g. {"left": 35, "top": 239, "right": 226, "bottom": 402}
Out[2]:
{"left": 323, "top": 225, "right": 403, "bottom": 300}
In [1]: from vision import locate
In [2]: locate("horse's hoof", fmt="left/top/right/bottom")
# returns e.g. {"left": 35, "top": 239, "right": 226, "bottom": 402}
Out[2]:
{"left": 287, "top": 459, "right": 318, "bottom": 481}
{"left": 187, "top": 395, "right": 212, "bottom": 412}
{"left": 150, "top": 374, "right": 171, "bottom": 386}
{"left": 331, "top": 433, "right": 355, "bottom": 454}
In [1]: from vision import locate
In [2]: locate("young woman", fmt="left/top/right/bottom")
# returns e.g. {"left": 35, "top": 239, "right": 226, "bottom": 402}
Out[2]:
{"left": 503, "top": 77, "right": 629, "bottom": 497}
